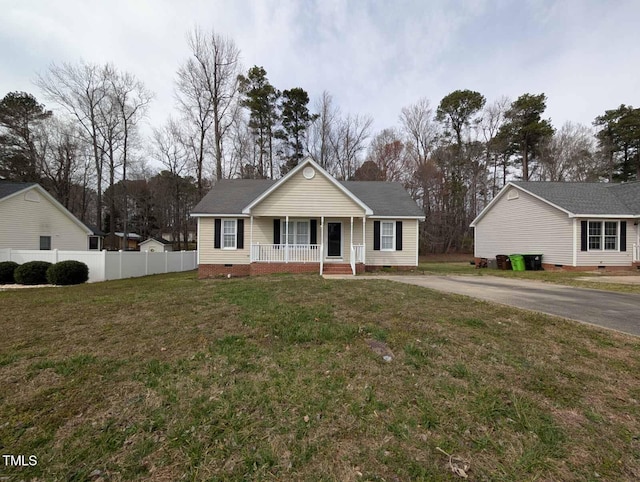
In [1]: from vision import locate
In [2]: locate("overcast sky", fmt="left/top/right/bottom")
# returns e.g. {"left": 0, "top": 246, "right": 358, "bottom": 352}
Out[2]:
{"left": 2, "top": 0, "right": 639, "bottom": 138}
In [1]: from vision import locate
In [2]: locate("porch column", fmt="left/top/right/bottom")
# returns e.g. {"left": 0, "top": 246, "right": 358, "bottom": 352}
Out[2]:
{"left": 250, "top": 215, "right": 254, "bottom": 262}
{"left": 285, "top": 215, "right": 289, "bottom": 263}
{"left": 350, "top": 216, "right": 354, "bottom": 257}
{"left": 320, "top": 216, "right": 324, "bottom": 275}
{"left": 362, "top": 217, "right": 366, "bottom": 265}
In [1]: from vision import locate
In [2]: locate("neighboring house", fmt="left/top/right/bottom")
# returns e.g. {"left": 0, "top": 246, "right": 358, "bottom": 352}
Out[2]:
{"left": 104, "top": 232, "right": 142, "bottom": 251}
{"left": 191, "top": 157, "right": 425, "bottom": 277}
{"left": 471, "top": 181, "right": 640, "bottom": 270}
{"left": 139, "top": 237, "right": 173, "bottom": 253}
{"left": 0, "top": 181, "right": 97, "bottom": 251}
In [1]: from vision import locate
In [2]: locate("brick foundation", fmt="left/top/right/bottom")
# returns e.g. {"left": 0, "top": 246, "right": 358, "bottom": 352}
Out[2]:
{"left": 198, "top": 264, "right": 251, "bottom": 279}
{"left": 250, "top": 262, "right": 320, "bottom": 276}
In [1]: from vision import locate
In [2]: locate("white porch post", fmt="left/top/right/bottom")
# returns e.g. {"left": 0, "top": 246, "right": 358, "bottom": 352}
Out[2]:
{"left": 320, "top": 216, "right": 324, "bottom": 275}
{"left": 250, "top": 215, "right": 254, "bottom": 262}
{"left": 362, "top": 216, "right": 366, "bottom": 265}
{"left": 285, "top": 215, "right": 289, "bottom": 263}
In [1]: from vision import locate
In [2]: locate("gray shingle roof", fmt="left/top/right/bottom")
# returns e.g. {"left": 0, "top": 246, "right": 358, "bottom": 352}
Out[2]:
{"left": 191, "top": 179, "right": 276, "bottom": 215}
{"left": 340, "top": 181, "right": 424, "bottom": 216}
{"left": 191, "top": 178, "right": 423, "bottom": 217}
{"left": 0, "top": 181, "right": 35, "bottom": 200}
{"left": 512, "top": 181, "right": 640, "bottom": 215}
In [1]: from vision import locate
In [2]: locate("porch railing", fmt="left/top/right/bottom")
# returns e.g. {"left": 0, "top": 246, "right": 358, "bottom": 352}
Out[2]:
{"left": 350, "top": 244, "right": 365, "bottom": 275}
{"left": 251, "top": 244, "right": 320, "bottom": 263}
{"left": 634, "top": 243, "right": 639, "bottom": 263}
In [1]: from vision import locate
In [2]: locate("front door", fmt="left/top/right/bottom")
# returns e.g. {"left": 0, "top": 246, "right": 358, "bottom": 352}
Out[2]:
{"left": 327, "top": 222, "right": 342, "bottom": 257}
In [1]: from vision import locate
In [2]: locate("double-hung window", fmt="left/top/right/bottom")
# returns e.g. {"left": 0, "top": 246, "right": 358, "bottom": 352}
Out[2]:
{"left": 223, "top": 219, "right": 237, "bottom": 249}
{"left": 282, "top": 220, "right": 310, "bottom": 245}
{"left": 40, "top": 236, "right": 51, "bottom": 250}
{"left": 380, "top": 221, "right": 395, "bottom": 250}
{"left": 588, "top": 220, "right": 618, "bottom": 251}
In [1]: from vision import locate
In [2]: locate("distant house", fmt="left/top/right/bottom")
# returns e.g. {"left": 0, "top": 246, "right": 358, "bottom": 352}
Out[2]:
{"left": 139, "top": 237, "right": 173, "bottom": 253}
{"left": 191, "top": 157, "right": 424, "bottom": 277}
{"left": 471, "top": 181, "right": 640, "bottom": 270}
{"left": 160, "top": 229, "right": 196, "bottom": 244}
{"left": 103, "top": 232, "right": 142, "bottom": 251}
{"left": 0, "top": 181, "right": 98, "bottom": 251}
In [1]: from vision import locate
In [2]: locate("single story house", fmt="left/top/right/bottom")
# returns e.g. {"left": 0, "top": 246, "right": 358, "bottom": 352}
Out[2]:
{"left": 191, "top": 157, "right": 425, "bottom": 277}
{"left": 0, "top": 181, "right": 99, "bottom": 251}
{"left": 471, "top": 181, "right": 640, "bottom": 270}
{"left": 139, "top": 237, "right": 173, "bottom": 253}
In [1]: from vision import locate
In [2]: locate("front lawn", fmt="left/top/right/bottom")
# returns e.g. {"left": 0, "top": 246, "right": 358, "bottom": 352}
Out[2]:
{"left": 1, "top": 273, "right": 639, "bottom": 480}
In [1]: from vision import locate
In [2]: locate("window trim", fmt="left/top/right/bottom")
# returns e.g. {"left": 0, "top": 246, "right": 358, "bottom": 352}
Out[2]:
{"left": 40, "top": 235, "right": 51, "bottom": 251}
{"left": 281, "top": 219, "right": 311, "bottom": 245}
{"left": 380, "top": 220, "right": 395, "bottom": 251}
{"left": 222, "top": 219, "right": 238, "bottom": 250}
{"left": 587, "top": 220, "right": 619, "bottom": 252}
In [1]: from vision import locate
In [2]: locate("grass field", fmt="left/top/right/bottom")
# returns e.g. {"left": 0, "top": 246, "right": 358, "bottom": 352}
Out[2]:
{"left": 1, "top": 272, "right": 640, "bottom": 480}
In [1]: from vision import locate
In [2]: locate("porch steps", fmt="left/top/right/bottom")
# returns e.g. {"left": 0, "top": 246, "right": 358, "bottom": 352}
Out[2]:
{"left": 322, "top": 264, "right": 353, "bottom": 275}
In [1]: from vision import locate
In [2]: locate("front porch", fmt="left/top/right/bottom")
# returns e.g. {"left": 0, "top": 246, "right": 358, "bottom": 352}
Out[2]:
{"left": 249, "top": 216, "right": 366, "bottom": 275}
{"left": 634, "top": 243, "right": 640, "bottom": 267}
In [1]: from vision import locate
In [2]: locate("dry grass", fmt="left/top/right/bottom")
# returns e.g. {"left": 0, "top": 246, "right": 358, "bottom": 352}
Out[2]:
{"left": 1, "top": 272, "right": 640, "bottom": 480}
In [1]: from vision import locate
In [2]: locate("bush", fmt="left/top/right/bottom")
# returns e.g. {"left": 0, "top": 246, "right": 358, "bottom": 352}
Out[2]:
{"left": 14, "top": 261, "right": 52, "bottom": 285}
{"left": 0, "top": 261, "right": 19, "bottom": 284}
{"left": 46, "top": 260, "right": 89, "bottom": 286}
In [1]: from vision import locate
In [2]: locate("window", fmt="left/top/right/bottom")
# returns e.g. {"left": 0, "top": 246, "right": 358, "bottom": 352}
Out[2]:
{"left": 588, "top": 221, "right": 618, "bottom": 251}
{"left": 89, "top": 236, "right": 100, "bottom": 250}
{"left": 223, "top": 220, "right": 237, "bottom": 249}
{"left": 381, "top": 221, "right": 395, "bottom": 250}
{"left": 282, "top": 220, "right": 310, "bottom": 245}
{"left": 40, "top": 236, "right": 51, "bottom": 250}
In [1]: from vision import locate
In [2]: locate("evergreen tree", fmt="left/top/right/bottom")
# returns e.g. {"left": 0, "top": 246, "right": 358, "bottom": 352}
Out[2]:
{"left": 277, "top": 88, "right": 317, "bottom": 174}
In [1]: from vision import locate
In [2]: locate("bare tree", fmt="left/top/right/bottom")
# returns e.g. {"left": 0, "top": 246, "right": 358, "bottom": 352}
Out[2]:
{"left": 538, "top": 122, "right": 599, "bottom": 181}
{"left": 176, "top": 27, "right": 241, "bottom": 191}
{"left": 307, "top": 91, "right": 339, "bottom": 173}
{"left": 365, "top": 128, "right": 409, "bottom": 183}
{"left": 36, "top": 61, "right": 109, "bottom": 229}
{"left": 108, "top": 67, "right": 152, "bottom": 248}
{"left": 330, "top": 113, "right": 372, "bottom": 180}
{"left": 480, "top": 97, "right": 510, "bottom": 196}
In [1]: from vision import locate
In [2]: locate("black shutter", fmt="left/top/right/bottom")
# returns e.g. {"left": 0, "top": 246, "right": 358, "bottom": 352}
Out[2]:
{"left": 580, "top": 221, "right": 587, "bottom": 252}
{"left": 273, "top": 219, "right": 281, "bottom": 244}
{"left": 214, "top": 218, "right": 221, "bottom": 249}
{"left": 373, "top": 221, "right": 380, "bottom": 251}
{"left": 237, "top": 219, "right": 244, "bottom": 249}
{"left": 620, "top": 221, "right": 626, "bottom": 252}
{"left": 310, "top": 219, "right": 317, "bottom": 244}
{"left": 396, "top": 221, "right": 403, "bottom": 251}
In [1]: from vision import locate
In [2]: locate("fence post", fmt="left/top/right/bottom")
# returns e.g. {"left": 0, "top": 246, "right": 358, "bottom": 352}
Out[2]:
{"left": 8, "top": 248, "right": 12, "bottom": 262}
{"left": 165, "top": 251, "right": 168, "bottom": 273}
{"left": 145, "top": 250, "right": 149, "bottom": 275}
{"left": 102, "top": 250, "right": 107, "bottom": 282}
{"left": 54, "top": 249, "right": 59, "bottom": 263}
{"left": 119, "top": 250, "right": 123, "bottom": 279}
{"left": 181, "top": 250, "right": 185, "bottom": 271}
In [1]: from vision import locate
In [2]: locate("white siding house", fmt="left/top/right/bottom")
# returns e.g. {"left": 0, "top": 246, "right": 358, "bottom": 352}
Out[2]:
{"left": 472, "top": 182, "right": 640, "bottom": 269}
{"left": 0, "top": 182, "right": 95, "bottom": 251}
{"left": 191, "top": 157, "right": 424, "bottom": 277}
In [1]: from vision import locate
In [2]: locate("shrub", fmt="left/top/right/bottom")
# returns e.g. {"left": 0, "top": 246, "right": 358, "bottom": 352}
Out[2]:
{"left": 0, "top": 261, "right": 19, "bottom": 284}
{"left": 14, "top": 261, "right": 52, "bottom": 285}
{"left": 46, "top": 260, "right": 89, "bottom": 286}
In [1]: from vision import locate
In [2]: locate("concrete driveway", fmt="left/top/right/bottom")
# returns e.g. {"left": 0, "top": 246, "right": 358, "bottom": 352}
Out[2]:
{"left": 369, "top": 275, "right": 640, "bottom": 337}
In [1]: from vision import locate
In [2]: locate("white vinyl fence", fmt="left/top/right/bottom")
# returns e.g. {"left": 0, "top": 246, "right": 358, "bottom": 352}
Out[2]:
{"left": 0, "top": 248, "right": 197, "bottom": 283}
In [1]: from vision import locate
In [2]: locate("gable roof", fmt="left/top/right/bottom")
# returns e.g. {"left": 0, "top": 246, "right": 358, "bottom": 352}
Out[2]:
{"left": 471, "top": 181, "right": 640, "bottom": 227}
{"left": 191, "top": 158, "right": 424, "bottom": 218}
{"left": 0, "top": 181, "right": 93, "bottom": 235}
{"left": 140, "top": 236, "right": 172, "bottom": 246}
{"left": 0, "top": 181, "right": 36, "bottom": 200}
{"left": 242, "top": 157, "right": 373, "bottom": 215}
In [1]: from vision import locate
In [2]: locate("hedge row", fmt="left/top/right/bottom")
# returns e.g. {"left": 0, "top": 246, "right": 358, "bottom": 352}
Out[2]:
{"left": 0, "top": 260, "right": 89, "bottom": 285}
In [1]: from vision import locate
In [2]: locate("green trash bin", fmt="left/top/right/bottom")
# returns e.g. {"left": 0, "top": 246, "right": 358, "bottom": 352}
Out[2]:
{"left": 509, "top": 254, "right": 525, "bottom": 271}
